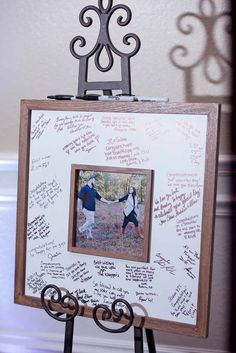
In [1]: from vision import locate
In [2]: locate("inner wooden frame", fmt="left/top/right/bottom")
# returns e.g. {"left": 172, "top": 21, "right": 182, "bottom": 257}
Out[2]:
{"left": 68, "top": 164, "right": 153, "bottom": 262}
{"left": 14, "top": 99, "right": 220, "bottom": 337}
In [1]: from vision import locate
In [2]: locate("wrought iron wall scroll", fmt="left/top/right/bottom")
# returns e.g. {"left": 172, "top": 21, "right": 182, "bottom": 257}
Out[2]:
{"left": 70, "top": 0, "right": 141, "bottom": 96}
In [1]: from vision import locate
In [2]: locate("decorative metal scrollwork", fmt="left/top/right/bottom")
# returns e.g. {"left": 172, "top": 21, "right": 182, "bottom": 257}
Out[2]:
{"left": 169, "top": 0, "right": 231, "bottom": 85}
{"left": 70, "top": 0, "right": 141, "bottom": 95}
{"left": 92, "top": 299, "right": 134, "bottom": 333}
{"left": 41, "top": 284, "right": 79, "bottom": 322}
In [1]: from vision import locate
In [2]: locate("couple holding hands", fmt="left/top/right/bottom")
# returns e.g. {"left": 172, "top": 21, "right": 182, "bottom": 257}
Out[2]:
{"left": 77, "top": 176, "right": 143, "bottom": 240}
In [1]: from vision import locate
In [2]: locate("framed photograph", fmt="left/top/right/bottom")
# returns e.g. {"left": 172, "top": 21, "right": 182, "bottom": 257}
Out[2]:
{"left": 68, "top": 164, "right": 153, "bottom": 262}
{"left": 15, "top": 100, "right": 220, "bottom": 337}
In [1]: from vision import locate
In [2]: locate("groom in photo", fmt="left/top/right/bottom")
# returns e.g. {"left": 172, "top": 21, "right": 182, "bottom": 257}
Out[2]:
{"left": 77, "top": 176, "right": 110, "bottom": 239}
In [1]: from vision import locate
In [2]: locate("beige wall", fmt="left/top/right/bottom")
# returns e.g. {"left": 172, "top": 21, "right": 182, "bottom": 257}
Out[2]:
{"left": 0, "top": 0, "right": 232, "bottom": 158}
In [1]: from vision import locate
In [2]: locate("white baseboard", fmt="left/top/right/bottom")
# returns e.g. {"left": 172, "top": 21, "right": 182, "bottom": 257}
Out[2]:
{"left": 0, "top": 329, "right": 231, "bottom": 353}
{"left": 0, "top": 159, "right": 17, "bottom": 204}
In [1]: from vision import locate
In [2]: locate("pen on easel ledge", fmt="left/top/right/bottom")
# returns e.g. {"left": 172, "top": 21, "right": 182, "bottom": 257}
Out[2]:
{"left": 47, "top": 94, "right": 77, "bottom": 100}
{"left": 47, "top": 94, "right": 169, "bottom": 102}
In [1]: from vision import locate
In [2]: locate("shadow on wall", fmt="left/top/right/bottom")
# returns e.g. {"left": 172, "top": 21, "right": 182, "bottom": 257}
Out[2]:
{"left": 170, "top": 0, "right": 235, "bottom": 351}
{"left": 169, "top": 0, "right": 235, "bottom": 352}
{"left": 169, "top": 0, "right": 231, "bottom": 104}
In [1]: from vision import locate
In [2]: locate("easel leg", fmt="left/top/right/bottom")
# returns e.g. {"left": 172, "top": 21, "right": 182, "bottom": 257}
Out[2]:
{"left": 145, "top": 329, "right": 156, "bottom": 353}
{"left": 64, "top": 315, "right": 75, "bottom": 353}
{"left": 134, "top": 327, "right": 143, "bottom": 353}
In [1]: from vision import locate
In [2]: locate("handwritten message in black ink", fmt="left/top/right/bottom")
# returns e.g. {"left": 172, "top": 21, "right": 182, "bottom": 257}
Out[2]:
{"left": 27, "top": 215, "right": 50, "bottom": 241}
{"left": 176, "top": 215, "right": 200, "bottom": 239}
{"left": 102, "top": 115, "right": 136, "bottom": 132}
{"left": 31, "top": 155, "right": 51, "bottom": 172}
{"left": 124, "top": 266, "right": 158, "bottom": 303}
{"left": 179, "top": 245, "right": 200, "bottom": 280}
{"left": 54, "top": 113, "right": 94, "bottom": 134}
{"left": 168, "top": 284, "right": 197, "bottom": 319}
{"left": 167, "top": 172, "right": 202, "bottom": 189}
{"left": 154, "top": 253, "right": 176, "bottom": 275}
{"left": 73, "top": 288, "right": 95, "bottom": 305}
{"left": 29, "top": 178, "right": 62, "bottom": 209}
{"left": 154, "top": 188, "right": 201, "bottom": 226}
{"left": 26, "top": 272, "right": 47, "bottom": 294}
{"left": 93, "top": 281, "right": 130, "bottom": 306}
{"left": 135, "top": 290, "right": 158, "bottom": 303}
{"left": 31, "top": 113, "right": 51, "bottom": 140}
{"left": 63, "top": 130, "right": 100, "bottom": 154}
{"left": 40, "top": 261, "right": 65, "bottom": 280}
{"left": 65, "top": 261, "right": 93, "bottom": 283}
{"left": 94, "top": 259, "right": 119, "bottom": 278}
{"left": 125, "top": 264, "right": 155, "bottom": 289}
{"left": 29, "top": 240, "right": 66, "bottom": 260}
{"left": 105, "top": 137, "right": 149, "bottom": 166}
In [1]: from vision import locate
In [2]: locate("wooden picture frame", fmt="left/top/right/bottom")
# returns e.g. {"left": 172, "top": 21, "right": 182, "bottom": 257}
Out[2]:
{"left": 15, "top": 99, "right": 220, "bottom": 337}
{"left": 68, "top": 164, "right": 153, "bottom": 262}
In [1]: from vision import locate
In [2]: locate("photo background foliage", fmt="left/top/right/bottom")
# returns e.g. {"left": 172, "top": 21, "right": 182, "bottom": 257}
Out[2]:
{"left": 77, "top": 170, "right": 147, "bottom": 202}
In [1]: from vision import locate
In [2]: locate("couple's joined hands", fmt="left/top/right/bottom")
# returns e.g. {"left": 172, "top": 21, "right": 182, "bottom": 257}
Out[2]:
{"left": 106, "top": 199, "right": 118, "bottom": 204}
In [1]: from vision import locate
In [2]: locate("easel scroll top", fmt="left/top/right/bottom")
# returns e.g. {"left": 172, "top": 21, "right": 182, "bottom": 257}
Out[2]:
{"left": 69, "top": 0, "right": 141, "bottom": 96}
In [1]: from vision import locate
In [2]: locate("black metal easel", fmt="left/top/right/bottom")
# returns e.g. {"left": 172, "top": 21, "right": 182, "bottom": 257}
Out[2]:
{"left": 41, "top": 285, "right": 156, "bottom": 353}
{"left": 42, "top": 2, "right": 156, "bottom": 352}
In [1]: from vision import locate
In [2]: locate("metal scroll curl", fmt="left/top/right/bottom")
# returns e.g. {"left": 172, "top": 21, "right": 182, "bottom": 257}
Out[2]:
{"left": 92, "top": 299, "right": 134, "bottom": 333}
{"left": 41, "top": 284, "right": 79, "bottom": 322}
{"left": 70, "top": 0, "right": 140, "bottom": 71}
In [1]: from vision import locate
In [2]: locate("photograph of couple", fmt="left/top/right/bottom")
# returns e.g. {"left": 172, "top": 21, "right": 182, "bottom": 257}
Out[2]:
{"left": 73, "top": 166, "right": 153, "bottom": 262}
